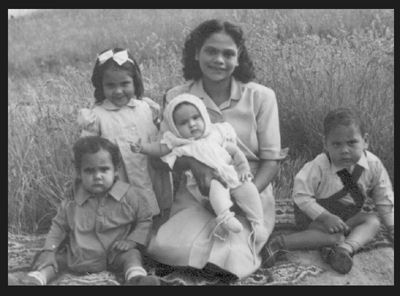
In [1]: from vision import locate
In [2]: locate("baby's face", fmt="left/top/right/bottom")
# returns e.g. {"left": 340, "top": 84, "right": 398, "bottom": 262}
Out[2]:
{"left": 77, "top": 148, "right": 117, "bottom": 196}
{"left": 173, "top": 103, "right": 205, "bottom": 139}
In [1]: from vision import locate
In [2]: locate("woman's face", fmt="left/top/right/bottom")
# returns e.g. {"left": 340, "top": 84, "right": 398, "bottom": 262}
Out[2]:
{"left": 195, "top": 32, "right": 239, "bottom": 83}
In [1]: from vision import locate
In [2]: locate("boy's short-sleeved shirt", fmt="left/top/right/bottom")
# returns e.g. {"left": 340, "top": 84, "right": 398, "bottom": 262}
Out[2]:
{"left": 43, "top": 180, "right": 153, "bottom": 273}
{"left": 293, "top": 151, "right": 394, "bottom": 227}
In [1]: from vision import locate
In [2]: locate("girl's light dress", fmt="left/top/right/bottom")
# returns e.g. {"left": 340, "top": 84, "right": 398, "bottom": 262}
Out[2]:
{"left": 78, "top": 97, "right": 173, "bottom": 215}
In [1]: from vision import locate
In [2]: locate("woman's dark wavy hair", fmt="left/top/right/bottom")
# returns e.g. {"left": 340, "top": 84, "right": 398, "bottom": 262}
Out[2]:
{"left": 91, "top": 48, "right": 144, "bottom": 104}
{"left": 182, "top": 19, "right": 256, "bottom": 83}
{"left": 73, "top": 136, "right": 121, "bottom": 172}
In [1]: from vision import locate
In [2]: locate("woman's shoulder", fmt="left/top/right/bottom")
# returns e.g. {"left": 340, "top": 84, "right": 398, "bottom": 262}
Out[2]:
{"left": 242, "top": 81, "right": 276, "bottom": 97}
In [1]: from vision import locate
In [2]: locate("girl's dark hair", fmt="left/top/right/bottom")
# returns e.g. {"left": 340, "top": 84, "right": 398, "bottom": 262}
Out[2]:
{"left": 73, "top": 136, "right": 121, "bottom": 172}
{"left": 323, "top": 107, "right": 366, "bottom": 137}
{"left": 182, "top": 19, "right": 256, "bottom": 83}
{"left": 91, "top": 48, "right": 144, "bottom": 104}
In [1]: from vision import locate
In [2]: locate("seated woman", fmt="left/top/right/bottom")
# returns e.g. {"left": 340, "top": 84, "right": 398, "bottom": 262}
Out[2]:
{"left": 146, "top": 19, "right": 288, "bottom": 280}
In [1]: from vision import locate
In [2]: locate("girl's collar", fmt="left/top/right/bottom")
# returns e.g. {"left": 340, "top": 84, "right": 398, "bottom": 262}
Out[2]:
{"left": 100, "top": 98, "right": 138, "bottom": 110}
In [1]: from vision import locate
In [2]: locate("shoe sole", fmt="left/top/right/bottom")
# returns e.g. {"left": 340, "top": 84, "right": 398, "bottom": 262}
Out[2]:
{"left": 330, "top": 251, "right": 353, "bottom": 274}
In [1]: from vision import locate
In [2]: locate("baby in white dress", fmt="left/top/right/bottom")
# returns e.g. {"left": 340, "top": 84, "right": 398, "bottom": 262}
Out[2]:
{"left": 131, "top": 93, "right": 268, "bottom": 243}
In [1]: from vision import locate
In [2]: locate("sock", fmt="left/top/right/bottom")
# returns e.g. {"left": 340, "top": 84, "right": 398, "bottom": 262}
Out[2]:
{"left": 336, "top": 239, "right": 361, "bottom": 255}
{"left": 125, "top": 266, "right": 147, "bottom": 282}
{"left": 27, "top": 271, "right": 47, "bottom": 285}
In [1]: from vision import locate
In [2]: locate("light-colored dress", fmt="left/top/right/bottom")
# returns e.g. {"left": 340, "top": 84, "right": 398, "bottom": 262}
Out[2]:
{"left": 147, "top": 78, "right": 288, "bottom": 279}
{"left": 77, "top": 97, "right": 173, "bottom": 216}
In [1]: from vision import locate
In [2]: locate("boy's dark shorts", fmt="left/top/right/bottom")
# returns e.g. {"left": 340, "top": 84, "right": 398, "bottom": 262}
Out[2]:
{"left": 293, "top": 202, "right": 361, "bottom": 231}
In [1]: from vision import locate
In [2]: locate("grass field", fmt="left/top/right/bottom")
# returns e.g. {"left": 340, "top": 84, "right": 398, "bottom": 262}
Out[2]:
{"left": 8, "top": 9, "right": 394, "bottom": 234}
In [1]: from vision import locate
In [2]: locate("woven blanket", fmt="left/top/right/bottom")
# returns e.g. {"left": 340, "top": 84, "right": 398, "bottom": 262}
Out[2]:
{"left": 8, "top": 199, "right": 394, "bottom": 285}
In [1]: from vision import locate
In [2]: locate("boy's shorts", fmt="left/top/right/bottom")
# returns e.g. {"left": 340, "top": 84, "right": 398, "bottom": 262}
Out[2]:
{"left": 293, "top": 202, "right": 361, "bottom": 231}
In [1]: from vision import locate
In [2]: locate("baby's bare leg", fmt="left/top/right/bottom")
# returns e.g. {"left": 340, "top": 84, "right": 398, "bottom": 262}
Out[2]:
{"left": 210, "top": 179, "right": 242, "bottom": 233}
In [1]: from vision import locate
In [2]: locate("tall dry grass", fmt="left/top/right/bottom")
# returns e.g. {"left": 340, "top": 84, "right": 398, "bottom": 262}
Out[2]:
{"left": 8, "top": 9, "right": 394, "bottom": 234}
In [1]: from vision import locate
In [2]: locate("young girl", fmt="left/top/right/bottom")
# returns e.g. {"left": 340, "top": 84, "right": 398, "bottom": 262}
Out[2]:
{"left": 77, "top": 47, "right": 172, "bottom": 217}
{"left": 8, "top": 136, "right": 160, "bottom": 285}
{"left": 131, "top": 93, "right": 269, "bottom": 243}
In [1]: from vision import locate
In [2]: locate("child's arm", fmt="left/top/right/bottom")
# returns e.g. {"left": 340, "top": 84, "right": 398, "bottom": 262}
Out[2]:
{"left": 130, "top": 138, "right": 171, "bottom": 157}
{"left": 224, "top": 141, "right": 253, "bottom": 182}
{"left": 119, "top": 187, "right": 154, "bottom": 249}
{"left": 293, "top": 158, "right": 349, "bottom": 234}
{"left": 369, "top": 160, "right": 394, "bottom": 240}
{"left": 33, "top": 199, "right": 71, "bottom": 272}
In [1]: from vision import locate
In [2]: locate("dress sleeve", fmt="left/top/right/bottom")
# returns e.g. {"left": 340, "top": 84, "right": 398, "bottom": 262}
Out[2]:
{"left": 142, "top": 97, "right": 161, "bottom": 127}
{"left": 256, "top": 87, "right": 288, "bottom": 160}
{"left": 125, "top": 187, "right": 153, "bottom": 247}
{"left": 369, "top": 159, "right": 394, "bottom": 228}
{"left": 43, "top": 200, "right": 70, "bottom": 251}
{"left": 77, "top": 108, "right": 100, "bottom": 137}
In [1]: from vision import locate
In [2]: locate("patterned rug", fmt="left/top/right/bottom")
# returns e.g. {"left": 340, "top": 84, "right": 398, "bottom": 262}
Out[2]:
{"left": 8, "top": 199, "right": 393, "bottom": 285}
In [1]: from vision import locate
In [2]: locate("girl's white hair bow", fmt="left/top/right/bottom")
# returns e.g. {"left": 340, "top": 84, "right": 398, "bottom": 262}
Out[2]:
{"left": 97, "top": 49, "right": 134, "bottom": 66}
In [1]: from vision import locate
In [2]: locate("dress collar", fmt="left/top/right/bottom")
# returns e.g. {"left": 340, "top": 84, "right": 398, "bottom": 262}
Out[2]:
{"left": 99, "top": 98, "right": 138, "bottom": 111}
{"left": 74, "top": 179, "right": 130, "bottom": 206}
{"left": 190, "top": 77, "right": 242, "bottom": 111}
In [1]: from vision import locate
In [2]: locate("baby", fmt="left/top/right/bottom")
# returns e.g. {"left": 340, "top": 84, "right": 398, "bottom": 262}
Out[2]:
{"left": 131, "top": 93, "right": 268, "bottom": 243}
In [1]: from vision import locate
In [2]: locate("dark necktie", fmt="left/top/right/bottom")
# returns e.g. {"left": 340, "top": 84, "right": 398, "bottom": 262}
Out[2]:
{"left": 336, "top": 165, "right": 365, "bottom": 209}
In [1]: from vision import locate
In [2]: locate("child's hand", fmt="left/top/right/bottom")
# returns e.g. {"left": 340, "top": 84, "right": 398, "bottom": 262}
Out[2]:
{"left": 111, "top": 239, "right": 138, "bottom": 252}
{"left": 238, "top": 171, "right": 253, "bottom": 182}
{"left": 130, "top": 138, "right": 142, "bottom": 153}
{"left": 318, "top": 211, "right": 350, "bottom": 234}
{"left": 32, "top": 250, "right": 59, "bottom": 273}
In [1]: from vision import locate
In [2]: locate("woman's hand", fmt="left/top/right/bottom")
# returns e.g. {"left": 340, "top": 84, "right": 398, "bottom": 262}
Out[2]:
{"left": 238, "top": 171, "right": 253, "bottom": 182}
{"left": 181, "top": 156, "right": 228, "bottom": 196}
{"left": 32, "top": 250, "right": 59, "bottom": 273}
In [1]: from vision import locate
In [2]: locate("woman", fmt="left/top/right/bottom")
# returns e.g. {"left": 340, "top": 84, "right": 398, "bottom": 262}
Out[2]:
{"left": 147, "top": 19, "right": 287, "bottom": 280}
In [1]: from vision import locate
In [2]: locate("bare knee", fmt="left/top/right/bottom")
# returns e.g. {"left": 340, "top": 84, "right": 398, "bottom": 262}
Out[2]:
{"left": 365, "top": 214, "right": 381, "bottom": 231}
{"left": 328, "top": 232, "right": 344, "bottom": 245}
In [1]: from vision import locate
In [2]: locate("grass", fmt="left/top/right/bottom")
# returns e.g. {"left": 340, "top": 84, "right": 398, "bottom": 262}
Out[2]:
{"left": 8, "top": 9, "right": 394, "bottom": 234}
